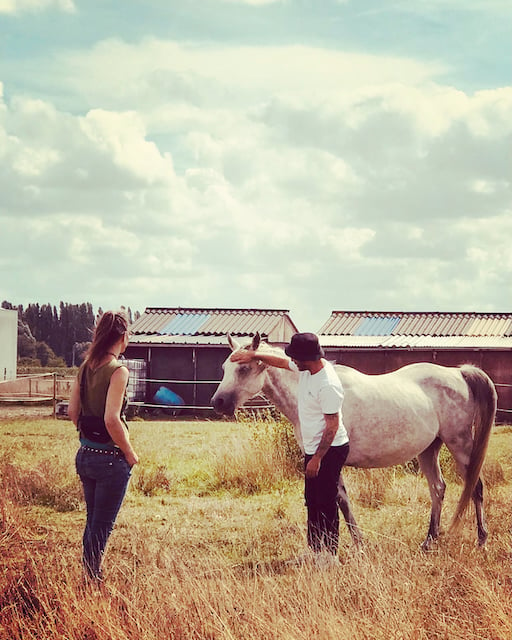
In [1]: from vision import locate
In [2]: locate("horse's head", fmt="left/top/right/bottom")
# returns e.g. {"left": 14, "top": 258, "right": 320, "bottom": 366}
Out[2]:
{"left": 211, "top": 332, "right": 268, "bottom": 416}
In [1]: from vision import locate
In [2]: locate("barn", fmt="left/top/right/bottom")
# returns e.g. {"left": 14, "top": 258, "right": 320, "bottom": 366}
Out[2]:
{"left": 124, "top": 307, "right": 298, "bottom": 415}
{"left": 0, "top": 308, "right": 17, "bottom": 381}
{"left": 318, "top": 311, "right": 512, "bottom": 423}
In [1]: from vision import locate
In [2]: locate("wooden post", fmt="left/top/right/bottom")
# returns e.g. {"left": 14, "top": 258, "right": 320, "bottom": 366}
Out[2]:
{"left": 53, "top": 372, "right": 57, "bottom": 419}
{"left": 192, "top": 347, "right": 197, "bottom": 409}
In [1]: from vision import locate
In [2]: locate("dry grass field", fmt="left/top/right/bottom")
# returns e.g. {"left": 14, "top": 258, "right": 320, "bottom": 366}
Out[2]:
{"left": 0, "top": 408, "right": 510, "bottom": 640}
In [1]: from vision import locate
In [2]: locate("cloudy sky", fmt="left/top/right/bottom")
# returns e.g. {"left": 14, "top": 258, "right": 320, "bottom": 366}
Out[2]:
{"left": 1, "top": 0, "right": 511, "bottom": 331}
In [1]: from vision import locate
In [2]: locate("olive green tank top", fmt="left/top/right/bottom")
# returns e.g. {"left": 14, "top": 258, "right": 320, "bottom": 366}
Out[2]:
{"left": 79, "top": 360, "right": 128, "bottom": 419}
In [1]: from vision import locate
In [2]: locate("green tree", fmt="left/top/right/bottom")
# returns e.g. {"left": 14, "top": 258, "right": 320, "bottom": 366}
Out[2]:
{"left": 36, "top": 341, "right": 56, "bottom": 367}
{"left": 11, "top": 301, "right": 136, "bottom": 366}
{"left": 73, "top": 341, "right": 91, "bottom": 366}
{"left": 17, "top": 319, "right": 36, "bottom": 359}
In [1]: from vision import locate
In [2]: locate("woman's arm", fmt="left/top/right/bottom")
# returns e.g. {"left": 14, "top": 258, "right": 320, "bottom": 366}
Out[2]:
{"left": 104, "top": 367, "right": 139, "bottom": 467}
{"left": 68, "top": 376, "right": 81, "bottom": 426}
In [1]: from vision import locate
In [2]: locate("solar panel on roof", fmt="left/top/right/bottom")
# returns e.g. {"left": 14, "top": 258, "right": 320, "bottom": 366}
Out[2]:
{"left": 354, "top": 316, "right": 401, "bottom": 336}
{"left": 159, "top": 313, "right": 210, "bottom": 335}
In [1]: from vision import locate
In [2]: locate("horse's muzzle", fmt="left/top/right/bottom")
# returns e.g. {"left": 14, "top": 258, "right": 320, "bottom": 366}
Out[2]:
{"left": 211, "top": 392, "right": 236, "bottom": 416}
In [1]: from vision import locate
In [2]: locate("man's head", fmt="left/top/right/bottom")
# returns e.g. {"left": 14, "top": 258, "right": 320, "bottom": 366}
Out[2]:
{"left": 285, "top": 332, "right": 324, "bottom": 368}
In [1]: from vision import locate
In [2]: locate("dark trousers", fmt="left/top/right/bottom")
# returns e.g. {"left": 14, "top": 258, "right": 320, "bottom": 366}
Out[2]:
{"left": 304, "top": 444, "right": 350, "bottom": 554}
{"left": 75, "top": 447, "right": 132, "bottom": 579}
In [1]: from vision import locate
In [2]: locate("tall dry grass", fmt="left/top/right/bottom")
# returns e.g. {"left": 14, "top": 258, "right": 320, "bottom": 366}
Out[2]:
{"left": 0, "top": 414, "right": 510, "bottom": 640}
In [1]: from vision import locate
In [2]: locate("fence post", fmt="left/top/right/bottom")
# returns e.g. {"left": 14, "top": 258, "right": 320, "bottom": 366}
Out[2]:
{"left": 53, "top": 372, "right": 57, "bottom": 419}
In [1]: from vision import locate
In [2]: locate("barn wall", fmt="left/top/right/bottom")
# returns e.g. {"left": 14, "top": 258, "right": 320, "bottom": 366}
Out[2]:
{"left": 124, "top": 344, "right": 231, "bottom": 415}
{"left": 148, "top": 346, "right": 195, "bottom": 408}
{"left": 481, "top": 351, "right": 512, "bottom": 424}
{"left": 195, "top": 346, "right": 231, "bottom": 410}
{"left": 325, "top": 348, "right": 511, "bottom": 423}
{"left": 124, "top": 346, "right": 148, "bottom": 360}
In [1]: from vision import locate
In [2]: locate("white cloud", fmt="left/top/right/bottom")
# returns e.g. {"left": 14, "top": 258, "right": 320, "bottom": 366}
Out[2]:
{"left": 218, "top": 0, "right": 282, "bottom": 5}
{"left": 361, "top": 0, "right": 512, "bottom": 16}
{"left": 54, "top": 38, "right": 448, "bottom": 112}
{"left": 1, "top": 27, "right": 511, "bottom": 327}
{"left": 322, "top": 227, "right": 376, "bottom": 260}
{"left": 80, "top": 110, "right": 175, "bottom": 184}
{"left": 0, "top": 0, "right": 75, "bottom": 14}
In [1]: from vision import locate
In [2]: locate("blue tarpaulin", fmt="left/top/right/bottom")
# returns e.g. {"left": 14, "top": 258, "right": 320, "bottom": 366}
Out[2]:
{"left": 153, "top": 386, "right": 185, "bottom": 406}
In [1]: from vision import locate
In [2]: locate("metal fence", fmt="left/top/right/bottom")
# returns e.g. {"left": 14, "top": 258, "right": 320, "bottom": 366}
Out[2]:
{"left": 127, "top": 377, "right": 271, "bottom": 413}
{"left": 495, "top": 383, "right": 512, "bottom": 416}
{"left": 0, "top": 372, "right": 61, "bottom": 418}
{"left": 129, "top": 376, "right": 512, "bottom": 418}
{"left": 1, "top": 372, "right": 511, "bottom": 420}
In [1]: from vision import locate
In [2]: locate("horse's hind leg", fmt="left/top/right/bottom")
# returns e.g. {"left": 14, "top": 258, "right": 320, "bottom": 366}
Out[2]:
{"left": 443, "top": 441, "right": 488, "bottom": 546}
{"left": 471, "top": 477, "right": 487, "bottom": 546}
{"left": 417, "top": 438, "right": 446, "bottom": 550}
{"left": 337, "top": 473, "right": 364, "bottom": 548}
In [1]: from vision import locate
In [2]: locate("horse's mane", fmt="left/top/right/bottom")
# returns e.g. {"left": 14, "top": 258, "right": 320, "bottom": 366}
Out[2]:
{"left": 239, "top": 339, "right": 285, "bottom": 358}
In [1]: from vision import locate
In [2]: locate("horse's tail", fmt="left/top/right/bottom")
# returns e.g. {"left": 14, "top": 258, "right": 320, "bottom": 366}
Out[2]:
{"left": 450, "top": 365, "right": 497, "bottom": 532}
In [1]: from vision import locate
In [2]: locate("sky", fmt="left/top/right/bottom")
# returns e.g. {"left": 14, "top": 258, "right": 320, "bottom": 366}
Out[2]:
{"left": 1, "top": 0, "right": 511, "bottom": 332}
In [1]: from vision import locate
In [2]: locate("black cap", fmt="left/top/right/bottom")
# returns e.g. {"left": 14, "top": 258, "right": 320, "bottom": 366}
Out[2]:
{"left": 285, "top": 332, "right": 324, "bottom": 361}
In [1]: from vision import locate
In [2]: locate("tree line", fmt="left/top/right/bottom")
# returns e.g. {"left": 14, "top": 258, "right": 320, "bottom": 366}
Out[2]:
{"left": 1, "top": 301, "right": 139, "bottom": 367}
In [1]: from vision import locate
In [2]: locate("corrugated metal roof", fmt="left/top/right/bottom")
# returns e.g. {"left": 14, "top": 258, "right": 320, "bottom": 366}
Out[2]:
{"left": 319, "top": 313, "right": 360, "bottom": 335}
{"left": 160, "top": 313, "right": 210, "bottom": 335}
{"left": 131, "top": 309, "right": 172, "bottom": 334}
{"left": 466, "top": 316, "right": 512, "bottom": 337}
{"left": 319, "top": 335, "right": 512, "bottom": 349}
{"left": 129, "top": 334, "right": 295, "bottom": 347}
{"left": 129, "top": 335, "right": 232, "bottom": 345}
{"left": 394, "top": 313, "right": 473, "bottom": 336}
{"left": 319, "top": 311, "right": 512, "bottom": 338}
{"left": 130, "top": 307, "right": 298, "bottom": 339}
{"left": 354, "top": 316, "right": 401, "bottom": 336}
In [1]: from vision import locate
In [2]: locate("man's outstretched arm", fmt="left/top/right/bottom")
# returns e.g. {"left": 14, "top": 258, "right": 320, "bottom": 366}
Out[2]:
{"left": 230, "top": 349, "right": 291, "bottom": 370}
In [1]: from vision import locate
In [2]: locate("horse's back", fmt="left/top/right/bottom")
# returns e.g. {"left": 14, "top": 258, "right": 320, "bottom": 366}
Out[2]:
{"left": 336, "top": 361, "right": 472, "bottom": 397}
{"left": 334, "top": 362, "right": 475, "bottom": 468}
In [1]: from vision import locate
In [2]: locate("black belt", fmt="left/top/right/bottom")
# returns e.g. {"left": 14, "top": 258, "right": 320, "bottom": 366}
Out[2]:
{"left": 81, "top": 445, "right": 124, "bottom": 457}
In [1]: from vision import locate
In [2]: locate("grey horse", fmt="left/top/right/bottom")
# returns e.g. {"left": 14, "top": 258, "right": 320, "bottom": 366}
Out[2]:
{"left": 211, "top": 333, "right": 497, "bottom": 550}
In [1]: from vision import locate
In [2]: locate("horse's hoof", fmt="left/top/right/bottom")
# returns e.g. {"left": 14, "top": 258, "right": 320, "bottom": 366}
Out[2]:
{"left": 421, "top": 537, "right": 438, "bottom": 552}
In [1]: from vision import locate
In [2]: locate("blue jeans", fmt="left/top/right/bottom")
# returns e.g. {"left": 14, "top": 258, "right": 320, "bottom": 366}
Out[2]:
{"left": 304, "top": 444, "right": 350, "bottom": 554}
{"left": 75, "top": 447, "right": 132, "bottom": 579}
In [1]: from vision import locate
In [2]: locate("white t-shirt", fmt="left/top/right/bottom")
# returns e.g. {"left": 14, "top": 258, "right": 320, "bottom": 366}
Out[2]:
{"left": 289, "top": 359, "right": 349, "bottom": 455}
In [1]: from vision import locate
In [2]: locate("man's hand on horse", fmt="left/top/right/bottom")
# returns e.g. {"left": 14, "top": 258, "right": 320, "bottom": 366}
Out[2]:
{"left": 230, "top": 350, "right": 256, "bottom": 363}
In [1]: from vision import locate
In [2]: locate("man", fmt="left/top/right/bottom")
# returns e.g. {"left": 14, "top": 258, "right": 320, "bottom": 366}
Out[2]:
{"left": 231, "top": 332, "right": 349, "bottom": 560}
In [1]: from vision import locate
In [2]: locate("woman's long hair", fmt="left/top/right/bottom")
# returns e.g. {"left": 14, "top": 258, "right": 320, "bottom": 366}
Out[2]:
{"left": 85, "top": 310, "right": 129, "bottom": 369}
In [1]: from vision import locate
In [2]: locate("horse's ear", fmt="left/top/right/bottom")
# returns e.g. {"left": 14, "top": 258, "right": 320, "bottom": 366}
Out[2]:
{"left": 251, "top": 332, "right": 261, "bottom": 351}
{"left": 227, "top": 333, "right": 241, "bottom": 351}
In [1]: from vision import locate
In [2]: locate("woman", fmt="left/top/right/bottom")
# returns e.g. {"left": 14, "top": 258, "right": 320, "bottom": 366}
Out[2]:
{"left": 68, "top": 310, "right": 139, "bottom": 582}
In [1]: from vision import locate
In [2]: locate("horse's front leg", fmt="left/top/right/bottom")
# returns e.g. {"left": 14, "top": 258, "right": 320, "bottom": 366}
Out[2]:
{"left": 417, "top": 439, "right": 446, "bottom": 550}
{"left": 337, "top": 473, "right": 364, "bottom": 547}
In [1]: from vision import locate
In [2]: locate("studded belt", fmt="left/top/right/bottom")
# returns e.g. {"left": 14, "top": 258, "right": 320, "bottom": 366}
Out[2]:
{"left": 81, "top": 445, "right": 124, "bottom": 457}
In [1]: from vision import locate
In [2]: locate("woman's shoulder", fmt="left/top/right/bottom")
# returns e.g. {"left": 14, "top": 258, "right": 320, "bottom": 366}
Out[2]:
{"left": 110, "top": 361, "right": 129, "bottom": 379}
{"left": 90, "top": 359, "right": 128, "bottom": 383}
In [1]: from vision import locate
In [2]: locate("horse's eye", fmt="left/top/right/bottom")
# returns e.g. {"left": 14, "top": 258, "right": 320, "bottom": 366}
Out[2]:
{"left": 238, "top": 365, "right": 250, "bottom": 375}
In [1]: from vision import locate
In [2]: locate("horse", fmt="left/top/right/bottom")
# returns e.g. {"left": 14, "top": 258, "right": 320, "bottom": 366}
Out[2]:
{"left": 211, "top": 333, "right": 497, "bottom": 550}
